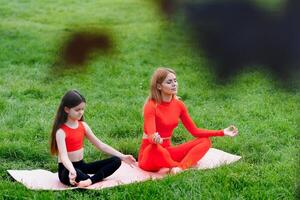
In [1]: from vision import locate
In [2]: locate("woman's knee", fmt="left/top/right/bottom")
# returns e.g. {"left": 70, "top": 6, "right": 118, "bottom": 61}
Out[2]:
{"left": 196, "top": 137, "right": 211, "bottom": 148}
{"left": 204, "top": 137, "right": 211, "bottom": 148}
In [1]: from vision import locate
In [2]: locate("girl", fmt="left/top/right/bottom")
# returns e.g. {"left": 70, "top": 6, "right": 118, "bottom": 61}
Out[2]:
{"left": 138, "top": 67, "right": 238, "bottom": 174}
{"left": 50, "top": 90, "right": 136, "bottom": 187}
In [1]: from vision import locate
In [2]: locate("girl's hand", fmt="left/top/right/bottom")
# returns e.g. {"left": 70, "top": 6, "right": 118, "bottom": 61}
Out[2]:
{"left": 69, "top": 170, "right": 77, "bottom": 186}
{"left": 152, "top": 132, "right": 163, "bottom": 144}
{"left": 121, "top": 155, "right": 136, "bottom": 167}
{"left": 224, "top": 125, "right": 238, "bottom": 137}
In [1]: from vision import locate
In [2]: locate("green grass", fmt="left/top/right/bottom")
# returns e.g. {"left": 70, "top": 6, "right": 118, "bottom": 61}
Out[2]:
{"left": 0, "top": 0, "right": 299, "bottom": 199}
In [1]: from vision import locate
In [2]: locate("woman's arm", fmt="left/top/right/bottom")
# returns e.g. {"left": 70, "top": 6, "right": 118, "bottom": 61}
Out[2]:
{"left": 179, "top": 101, "right": 224, "bottom": 137}
{"left": 56, "top": 129, "right": 77, "bottom": 185}
{"left": 83, "top": 122, "right": 136, "bottom": 165}
{"left": 143, "top": 101, "right": 162, "bottom": 144}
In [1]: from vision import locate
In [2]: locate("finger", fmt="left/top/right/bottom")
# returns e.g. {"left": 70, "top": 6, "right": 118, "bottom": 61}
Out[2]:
{"left": 127, "top": 159, "right": 136, "bottom": 167}
{"left": 156, "top": 137, "right": 162, "bottom": 144}
{"left": 129, "top": 163, "right": 136, "bottom": 168}
{"left": 229, "top": 125, "right": 235, "bottom": 131}
{"left": 131, "top": 157, "right": 136, "bottom": 162}
{"left": 153, "top": 135, "right": 158, "bottom": 143}
{"left": 155, "top": 137, "right": 160, "bottom": 144}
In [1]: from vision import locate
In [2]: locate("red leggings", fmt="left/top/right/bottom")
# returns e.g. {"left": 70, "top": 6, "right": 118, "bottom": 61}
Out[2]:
{"left": 138, "top": 137, "right": 211, "bottom": 171}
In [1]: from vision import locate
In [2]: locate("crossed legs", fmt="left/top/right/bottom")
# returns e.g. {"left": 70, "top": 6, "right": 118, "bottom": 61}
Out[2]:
{"left": 58, "top": 156, "right": 121, "bottom": 186}
{"left": 139, "top": 137, "right": 211, "bottom": 172}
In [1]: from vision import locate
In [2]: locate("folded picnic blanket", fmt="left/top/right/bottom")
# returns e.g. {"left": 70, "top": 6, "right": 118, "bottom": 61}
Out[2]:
{"left": 7, "top": 148, "right": 241, "bottom": 190}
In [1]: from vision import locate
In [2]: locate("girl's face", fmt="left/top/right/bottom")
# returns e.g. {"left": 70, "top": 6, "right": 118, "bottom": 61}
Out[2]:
{"left": 159, "top": 73, "right": 178, "bottom": 95}
{"left": 65, "top": 102, "right": 85, "bottom": 121}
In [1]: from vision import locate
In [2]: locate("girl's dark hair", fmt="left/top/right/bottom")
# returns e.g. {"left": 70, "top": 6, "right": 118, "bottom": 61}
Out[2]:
{"left": 50, "top": 89, "right": 86, "bottom": 155}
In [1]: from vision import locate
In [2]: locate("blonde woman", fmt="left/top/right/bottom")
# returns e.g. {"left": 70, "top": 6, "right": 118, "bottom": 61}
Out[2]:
{"left": 138, "top": 67, "right": 238, "bottom": 174}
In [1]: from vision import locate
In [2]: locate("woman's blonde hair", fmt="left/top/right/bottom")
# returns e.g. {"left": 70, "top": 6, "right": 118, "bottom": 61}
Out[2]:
{"left": 147, "top": 67, "right": 176, "bottom": 104}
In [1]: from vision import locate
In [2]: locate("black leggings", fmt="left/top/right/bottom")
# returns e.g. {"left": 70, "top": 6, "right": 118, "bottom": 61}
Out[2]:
{"left": 58, "top": 156, "right": 121, "bottom": 185}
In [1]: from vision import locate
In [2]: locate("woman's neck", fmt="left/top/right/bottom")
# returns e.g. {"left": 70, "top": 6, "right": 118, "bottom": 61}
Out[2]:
{"left": 161, "top": 93, "right": 173, "bottom": 102}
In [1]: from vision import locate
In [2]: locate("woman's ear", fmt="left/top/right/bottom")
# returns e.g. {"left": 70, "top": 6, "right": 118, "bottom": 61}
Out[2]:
{"left": 157, "top": 84, "right": 162, "bottom": 90}
{"left": 64, "top": 106, "right": 70, "bottom": 114}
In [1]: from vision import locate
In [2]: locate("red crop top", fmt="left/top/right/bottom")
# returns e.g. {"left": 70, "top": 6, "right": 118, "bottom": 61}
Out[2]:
{"left": 61, "top": 121, "right": 86, "bottom": 152}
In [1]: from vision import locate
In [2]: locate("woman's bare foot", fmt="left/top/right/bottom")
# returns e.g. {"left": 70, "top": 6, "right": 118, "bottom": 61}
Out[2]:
{"left": 170, "top": 167, "right": 183, "bottom": 175}
{"left": 77, "top": 179, "right": 92, "bottom": 188}
{"left": 157, "top": 168, "right": 170, "bottom": 174}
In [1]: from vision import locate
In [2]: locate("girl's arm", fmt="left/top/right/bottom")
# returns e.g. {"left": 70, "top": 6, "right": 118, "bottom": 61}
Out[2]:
{"left": 83, "top": 122, "right": 136, "bottom": 165}
{"left": 56, "top": 129, "right": 77, "bottom": 185}
{"left": 56, "top": 129, "right": 76, "bottom": 172}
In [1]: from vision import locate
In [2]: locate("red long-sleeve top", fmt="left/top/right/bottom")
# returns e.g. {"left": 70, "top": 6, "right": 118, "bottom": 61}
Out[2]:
{"left": 143, "top": 98, "right": 224, "bottom": 145}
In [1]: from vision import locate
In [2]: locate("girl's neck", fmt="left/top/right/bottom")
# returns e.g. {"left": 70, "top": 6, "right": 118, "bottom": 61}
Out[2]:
{"left": 161, "top": 93, "right": 173, "bottom": 102}
{"left": 65, "top": 119, "right": 79, "bottom": 128}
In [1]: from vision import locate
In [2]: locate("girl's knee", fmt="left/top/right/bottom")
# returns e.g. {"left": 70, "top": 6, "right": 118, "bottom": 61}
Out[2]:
{"left": 75, "top": 169, "right": 90, "bottom": 182}
{"left": 111, "top": 156, "right": 122, "bottom": 168}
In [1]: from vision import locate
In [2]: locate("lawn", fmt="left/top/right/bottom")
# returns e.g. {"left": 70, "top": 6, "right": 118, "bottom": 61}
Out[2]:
{"left": 0, "top": 0, "right": 299, "bottom": 199}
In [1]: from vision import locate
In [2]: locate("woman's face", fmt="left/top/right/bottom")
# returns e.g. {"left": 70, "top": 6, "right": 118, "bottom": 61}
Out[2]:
{"left": 159, "top": 73, "right": 178, "bottom": 95}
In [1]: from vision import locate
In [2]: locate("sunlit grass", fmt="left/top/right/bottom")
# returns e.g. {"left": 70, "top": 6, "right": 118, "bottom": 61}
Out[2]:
{"left": 0, "top": 0, "right": 298, "bottom": 199}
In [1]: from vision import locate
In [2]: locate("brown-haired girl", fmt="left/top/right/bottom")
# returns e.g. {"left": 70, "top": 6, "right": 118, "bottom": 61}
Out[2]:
{"left": 50, "top": 90, "right": 136, "bottom": 187}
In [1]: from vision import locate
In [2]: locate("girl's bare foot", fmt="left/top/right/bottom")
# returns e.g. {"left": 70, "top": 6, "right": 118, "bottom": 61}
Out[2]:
{"left": 77, "top": 179, "right": 92, "bottom": 188}
{"left": 157, "top": 168, "right": 170, "bottom": 174}
{"left": 170, "top": 167, "right": 183, "bottom": 175}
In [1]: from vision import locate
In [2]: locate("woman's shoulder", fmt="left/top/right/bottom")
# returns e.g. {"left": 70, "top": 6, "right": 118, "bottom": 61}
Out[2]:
{"left": 174, "top": 97, "right": 185, "bottom": 106}
{"left": 144, "top": 99, "right": 157, "bottom": 108}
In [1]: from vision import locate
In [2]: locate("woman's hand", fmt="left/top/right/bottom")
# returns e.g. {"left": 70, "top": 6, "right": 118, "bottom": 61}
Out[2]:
{"left": 69, "top": 170, "right": 77, "bottom": 186}
{"left": 152, "top": 132, "right": 163, "bottom": 144}
{"left": 224, "top": 125, "right": 238, "bottom": 137}
{"left": 120, "top": 155, "right": 136, "bottom": 167}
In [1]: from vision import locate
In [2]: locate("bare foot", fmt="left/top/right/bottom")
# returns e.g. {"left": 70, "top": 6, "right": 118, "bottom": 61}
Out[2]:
{"left": 157, "top": 168, "right": 170, "bottom": 174}
{"left": 77, "top": 179, "right": 92, "bottom": 188}
{"left": 170, "top": 167, "right": 183, "bottom": 175}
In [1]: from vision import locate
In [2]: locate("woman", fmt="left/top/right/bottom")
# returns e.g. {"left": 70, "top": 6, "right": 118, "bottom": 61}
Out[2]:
{"left": 138, "top": 67, "right": 238, "bottom": 174}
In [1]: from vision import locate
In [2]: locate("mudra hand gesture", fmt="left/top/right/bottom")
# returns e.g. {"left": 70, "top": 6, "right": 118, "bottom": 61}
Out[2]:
{"left": 68, "top": 170, "right": 77, "bottom": 186}
{"left": 152, "top": 132, "right": 163, "bottom": 144}
{"left": 224, "top": 125, "right": 238, "bottom": 137}
{"left": 120, "top": 155, "right": 136, "bottom": 167}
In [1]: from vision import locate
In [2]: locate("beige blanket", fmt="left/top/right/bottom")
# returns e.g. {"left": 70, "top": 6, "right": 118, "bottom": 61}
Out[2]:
{"left": 7, "top": 148, "right": 241, "bottom": 190}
